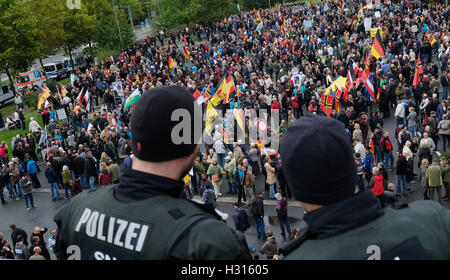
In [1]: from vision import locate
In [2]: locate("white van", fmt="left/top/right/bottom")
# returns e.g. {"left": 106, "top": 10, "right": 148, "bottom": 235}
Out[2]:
{"left": 0, "top": 84, "right": 14, "bottom": 107}
{"left": 14, "top": 69, "right": 47, "bottom": 93}
{"left": 62, "top": 53, "right": 88, "bottom": 73}
{"left": 44, "top": 61, "right": 69, "bottom": 80}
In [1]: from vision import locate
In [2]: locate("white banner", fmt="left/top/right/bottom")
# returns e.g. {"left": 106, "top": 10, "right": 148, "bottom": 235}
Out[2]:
{"left": 56, "top": 109, "right": 67, "bottom": 121}
{"left": 364, "top": 18, "right": 372, "bottom": 32}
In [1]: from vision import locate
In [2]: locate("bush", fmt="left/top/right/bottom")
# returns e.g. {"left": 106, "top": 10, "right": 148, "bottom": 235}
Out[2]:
{"left": 22, "top": 90, "right": 40, "bottom": 110}
{"left": 46, "top": 79, "right": 58, "bottom": 93}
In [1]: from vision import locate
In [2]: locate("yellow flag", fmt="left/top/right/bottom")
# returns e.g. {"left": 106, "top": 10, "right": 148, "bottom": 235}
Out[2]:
{"left": 370, "top": 27, "right": 383, "bottom": 38}
{"left": 205, "top": 101, "right": 219, "bottom": 134}
{"left": 210, "top": 78, "right": 227, "bottom": 106}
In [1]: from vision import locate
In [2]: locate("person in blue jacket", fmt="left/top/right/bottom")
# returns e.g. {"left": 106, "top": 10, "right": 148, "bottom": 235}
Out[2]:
{"left": 26, "top": 154, "right": 41, "bottom": 188}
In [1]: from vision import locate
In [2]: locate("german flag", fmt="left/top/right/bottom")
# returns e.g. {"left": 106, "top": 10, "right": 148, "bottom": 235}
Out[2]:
{"left": 363, "top": 1, "right": 372, "bottom": 9}
{"left": 168, "top": 56, "right": 174, "bottom": 69}
{"left": 413, "top": 57, "right": 423, "bottom": 88}
{"left": 184, "top": 47, "right": 190, "bottom": 59}
{"left": 222, "top": 76, "right": 236, "bottom": 104}
{"left": 429, "top": 36, "right": 437, "bottom": 46}
{"left": 203, "top": 85, "right": 211, "bottom": 99}
{"left": 371, "top": 30, "right": 384, "bottom": 60}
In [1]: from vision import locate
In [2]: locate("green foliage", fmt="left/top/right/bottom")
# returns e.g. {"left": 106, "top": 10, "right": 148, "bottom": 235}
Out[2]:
{"left": 95, "top": 47, "right": 122, "bottom": 64}
{"left": 158, "top": 0, "right": 236, "bottom": 29}
{"left": 0, "top": 0, "right": 42, "bottom": 75}
{"left": 84, "top": 0, "right": 135, "bottom": 49}
{"left": 62, "top": 2, "right": 96, "bottom": 53}
{"left": 22, "top": 91, "right": 40, "bottom": 110}
{"left": 45, "top": 79, "right": 58, "bottom": 93}
{"left": 29, "top": 0, "right": 65, "bottom": 61}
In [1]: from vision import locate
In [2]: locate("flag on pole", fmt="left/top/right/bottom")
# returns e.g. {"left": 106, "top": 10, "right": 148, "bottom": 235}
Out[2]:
{"left": 184, "top": 47, "right": 191, "bottom": 59}
{"left": 413, "top": 57, "right": 423, "bottom": 88}
{"left": 429, "top": 36, "right": 437, "bottom": 46}
{"left": 341, "top": 1, "right": 346, "bottom": 9}
{"left": 205, "top": 101, "right": 219, "bottom": 135}
{"left": 77, "top": 88, "right": 84, "bottom": 104}
{"left": 168, "top": 57, "right": 174, "bottom": 69}
{"left": 38, "top": 125, "right": 48, "bottom": 146}
{"left": 83, "top": 90, "right": 91, "bottom": 111}
{"left": 60, "top": 84, "right": 68, "bottom": 96}
{"left": 37, "top": 96, "right": 45, "bottom": 109}
{"left": 124, "top": 88, "right": 141, "bottom": 109}
{"left": 193, "top": 90, "right": 205, "bottom": 105}
{"left": 42, "top": 85, "right": 51, "bottom": 95}
{"left": 180, "top": 34, "right": 188, "bottom": 45}
{"left": 222, "top": 76, "right": 236, "bottom": 104}
{"left": 44, "top": 99, "right": 50, "bottom": 109}
{"left": 204, "top": 85, "right": 211, "bottom": 99}
{"left": 70, "top": 74, "right": 78, "bottom": 85}
{"left": 233, "top": 109, "right": 245, "bottom": 134}
{"left": 256, "top": 21, "right": 264, "bottom": 35}
{"left": 371, "top": 29, "right": 385, "bottom": 60}
{"left": 363, "top": 0, "right": 373, "bottom": 9}
{"left": 364, "top": 74, "right": 376, "bottom": 102}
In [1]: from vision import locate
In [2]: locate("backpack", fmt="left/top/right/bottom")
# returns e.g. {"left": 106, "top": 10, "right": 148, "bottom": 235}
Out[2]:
{"left": 441, "top": 121, "right": 449, "bottom": 130}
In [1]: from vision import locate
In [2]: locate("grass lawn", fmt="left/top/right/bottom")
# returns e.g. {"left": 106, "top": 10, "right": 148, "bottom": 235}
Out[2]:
{"left": 0, "top": 108, "right": 44, "bottom": 156}
{"left": 0, "top": 103, "right": 17, "bottom": 117}
{"left": 59, "top": 77, "right": 71, "bottom": 86}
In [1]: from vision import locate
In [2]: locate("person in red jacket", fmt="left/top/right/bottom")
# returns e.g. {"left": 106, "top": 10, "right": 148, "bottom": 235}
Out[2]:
{"left": 380, "top": 131, "right": 394, "bottom": 170}
{"left": 368, "top": 167, "right": 387, "bottom": 208}
{"left": 290, "top": 94, "right": 300, "bottom": 118}
{"left": 0, "top": 141, "right": 8, "bottom": 166}
{"left": 98, "top": 162, "right": 112, "bottom": 186}
{"left": 271, "top": 96, "right": 281, "bottom": 112}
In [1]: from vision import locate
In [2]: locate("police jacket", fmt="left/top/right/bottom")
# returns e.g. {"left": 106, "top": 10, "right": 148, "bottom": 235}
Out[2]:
{"left": 54, "top": 166, "right": 251, "bottom": 260}
{"left": 280, "top": 190, "right": 450, "bottom": 260}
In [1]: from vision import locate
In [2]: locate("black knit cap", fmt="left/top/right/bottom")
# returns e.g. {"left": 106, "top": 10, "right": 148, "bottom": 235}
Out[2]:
{"left": 130, "top": 86, "right": 201, "bottom": 162}
{"left": 280, "top": 114, "right": 357, "bottom": 205}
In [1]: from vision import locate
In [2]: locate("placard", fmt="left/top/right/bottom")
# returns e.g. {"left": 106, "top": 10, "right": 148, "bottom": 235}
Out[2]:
{"left": 303, "top": 20, "right": 312, "bottom": 28}
{"left": 56, "top": 109, "right": 67, "bottom": 121}
{"left": 375, "top": 11, "right": 381, "bottom": 18}
{"left": 364, "top": 18, "right": 372, "bottom": 32}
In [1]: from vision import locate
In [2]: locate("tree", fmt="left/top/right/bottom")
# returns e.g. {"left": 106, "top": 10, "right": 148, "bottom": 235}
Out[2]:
{"left": 29, "top": 0, "right": 66, "bottom": 76}
{"left": 84, "top": 0, "right": 135, "bottom": 54}
{"left": 0, "top": 0, "right": 42, "bottom": 93}
{"left": 187, "top": 0, "right": 236, "bottom": 26}
{"left": 62, "top": 2, "right": 96, "bottom": 66}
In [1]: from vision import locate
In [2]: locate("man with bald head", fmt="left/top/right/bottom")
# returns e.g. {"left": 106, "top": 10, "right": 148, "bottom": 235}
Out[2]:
{"left": 29, "top": 246, "right": 46, "bottom": 260}
{"left": 30, "top": 227, "right": 50, "bottom": 260}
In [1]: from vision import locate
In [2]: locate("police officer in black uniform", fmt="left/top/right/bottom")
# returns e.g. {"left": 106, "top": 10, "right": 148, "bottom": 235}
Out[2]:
{"left": 54, "top": 86, "right": 251, "bottom": 260}
{"left": 279, "top": 115, "right": 450, "bottom": 260}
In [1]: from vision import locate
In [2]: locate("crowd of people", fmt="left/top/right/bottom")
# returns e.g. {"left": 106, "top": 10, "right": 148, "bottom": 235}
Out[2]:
{"left": 0, "top": 0, "right": 449, "bottom": 260}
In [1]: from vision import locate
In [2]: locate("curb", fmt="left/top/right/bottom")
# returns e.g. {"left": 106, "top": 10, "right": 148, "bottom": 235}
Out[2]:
{"left": 32, "top": 189, "right": 303, "bottom": 207}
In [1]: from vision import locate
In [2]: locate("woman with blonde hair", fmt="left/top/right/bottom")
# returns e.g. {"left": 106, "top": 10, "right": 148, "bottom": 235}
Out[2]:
{"left": 352, "top": 123, "right": 363, "bottom": 143}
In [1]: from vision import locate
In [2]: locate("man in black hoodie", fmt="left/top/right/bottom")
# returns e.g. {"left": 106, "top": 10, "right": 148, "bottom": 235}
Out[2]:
{"left": 10, "top": 224, "right": 28, "bottom": 248}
